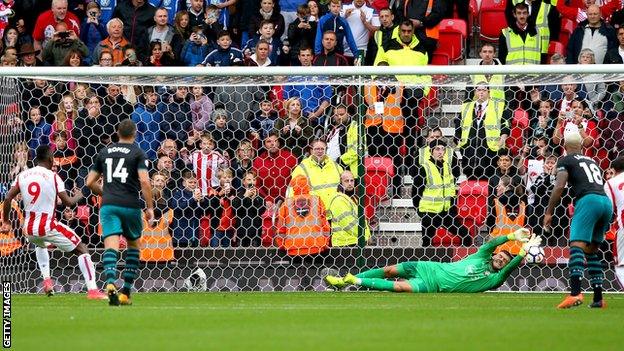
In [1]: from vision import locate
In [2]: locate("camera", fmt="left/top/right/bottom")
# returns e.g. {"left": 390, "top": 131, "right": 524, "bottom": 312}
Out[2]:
{"left": 57, "top": 31, "right": 70, "bottom": 39}
{"left": 88, "top": 11, "right": 98, "bottom": 18}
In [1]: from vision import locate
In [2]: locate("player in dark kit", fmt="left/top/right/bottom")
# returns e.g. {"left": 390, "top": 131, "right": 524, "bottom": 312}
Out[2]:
{"left": 87, "top": 119, "right": 154, "bottom": 306}
{"left": 544, "top": 133, "right": 612, "bottom": 309}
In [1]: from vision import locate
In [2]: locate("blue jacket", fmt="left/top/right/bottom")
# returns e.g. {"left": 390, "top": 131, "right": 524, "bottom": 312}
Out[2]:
{"left": 315, "top": 13, "right": 359, "bottom": 56}
{"left": 169, "top": 188, "right": 203, "bottom": 247}
{"left": 283, "top": 81, "right": 332, "bottom": 116}
{"left": 162, "top": 96, "right": 192, "bottom": 142}
{"left": 202, "top": 46, "right": 244, "bottom": 66}
{"left": 80, "top": 21, "right": 108, "bottom": 65}
{"left": 181, "top": 40, "right": 211, "bottom": 66}
{"left": 131, "top": 103, "right": 164, "bottom": 160}
{"left": 95, "top": 0, "right": 117, "bottom": 25}
{"left": 243, "top": 35, "right": 283, "bottom": 66}
{"left": 25, "top": 119, "right": 52, "bottom": 158}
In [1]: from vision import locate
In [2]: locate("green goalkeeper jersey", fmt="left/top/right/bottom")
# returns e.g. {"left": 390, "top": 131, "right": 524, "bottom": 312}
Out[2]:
{"left": 415, "top": 236, "right": 523, "bottom": 293}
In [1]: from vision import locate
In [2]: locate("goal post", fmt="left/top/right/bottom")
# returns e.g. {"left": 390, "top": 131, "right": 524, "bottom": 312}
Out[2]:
{"left": 0, "top": 65, "right": 623, "bottom": 293}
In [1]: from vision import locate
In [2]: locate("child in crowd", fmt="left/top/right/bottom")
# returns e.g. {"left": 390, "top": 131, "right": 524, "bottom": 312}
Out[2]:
{"left": 181, "top": 26, "right": 210, "bottom": 66}
{"left": 190, "top": 133, "right": 229, "bottom": 196}
{"left": 52, "top": 131, "right": 78, "bottom": 190}
{"left": 210, "top": 108, "right": 246, "bottom": 159}
{"left": 232, "top": 171, "right": 266, "bottom": 247}
{"left": 248, "top": 99, "right": 278, "bottom": 141}
{"left": 170, "top": 174, "right": 211, "bottom": 247}
{"left": 201, "top": 31, "right": 243, "bottom": 66}
{"left": 209, "top": 168, "right": 237, "bottom": 247}
{"left": 25, "top": 106, "right": 51, "bottom": 159}
{"left": 243, "top": 20, "right": 286, "bottom": 65}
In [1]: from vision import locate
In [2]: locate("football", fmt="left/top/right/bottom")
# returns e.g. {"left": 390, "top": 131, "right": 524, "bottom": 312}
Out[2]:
{"left": 525, "top": 246, "right": 545, "bottom": 264}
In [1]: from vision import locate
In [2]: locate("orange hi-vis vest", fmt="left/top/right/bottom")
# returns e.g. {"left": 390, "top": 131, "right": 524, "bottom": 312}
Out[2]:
{"left": 403, "top": 0, "right": 439, "bottom": 39}
{"left": 364, "top": 85, "right": 405, "bottom": 134}
{"left": 491, "top": 199, "right": 526, "bottom": 255}
{"left": 140, "top": 209, "right": 174, "bottom": 262}
{"left": 0, "top": 200, "right": 23, "bottom": 256}
{"left": 54, "top": 155, "right": 78, "bottom": 167}
{"left": 276, "top": 195, "right": 330, "bottom": 256}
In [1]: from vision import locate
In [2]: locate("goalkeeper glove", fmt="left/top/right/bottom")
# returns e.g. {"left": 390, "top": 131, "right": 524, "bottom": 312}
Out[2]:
{"left": 518, "top": 234, "right": 542, "bottom": 257}
{"left": 507, "top": 228, "right": 531, "bottom": 242}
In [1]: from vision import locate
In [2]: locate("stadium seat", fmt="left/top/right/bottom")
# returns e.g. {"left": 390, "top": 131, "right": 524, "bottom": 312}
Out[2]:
{"left": 559, "top": 18, "right": 574, "bottom": 48}
{"left": 431, "top": 52, "right": 450, "bottom": 65}
{"left": 506, "top": 108, "right": 529, "bottom": 155}
{"left": 437, "top": 18, "right": 468, "bottom": 62}
{"left": 432, "top": 228, "right": 462, "bottom": 246}
{"left": 456, "top": 180, "right": 489, "bottom": 237}
{"left": 548, "top": 41, "right": 566, "bottom": 62}
{"left": 479, "top": 0, "right": 507, "bottom": 42}
{"left": 364, "top": 157, "right": 394, "bottom": 219}
{"left": 76, "top": 205, "right": 90, "bottom": 225}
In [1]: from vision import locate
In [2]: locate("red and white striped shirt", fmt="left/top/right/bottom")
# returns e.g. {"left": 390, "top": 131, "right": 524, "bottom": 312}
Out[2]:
{"left": 191, "top": 150, "right": 228, "bottom": 195}
{"left": 12, "top": 166, "right": 64, "bottom": 236}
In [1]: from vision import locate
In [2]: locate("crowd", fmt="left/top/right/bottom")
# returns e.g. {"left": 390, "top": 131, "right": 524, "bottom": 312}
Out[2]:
{"left": 1, "top": 0, "right": 624, "bottom": 253}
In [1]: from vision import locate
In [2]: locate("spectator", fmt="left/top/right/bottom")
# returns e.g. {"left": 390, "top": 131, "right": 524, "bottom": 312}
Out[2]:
{"left": 3, "top": 27, "right": 18, "bottom": 49}
{"left": 253, "top": 132, "right": 298, "bottom": 204}
{"left": 145, "top": 7, "right": 183, "bottom": 61}
{"left": 158, "top": 138, "right": 188, "bottom": 172}
{"left": 17, "top": 43, "right": 43, "bottom": 66}
{"left": 94, "top": 0, "right": 118, "bottom": 25}
{"left": 232, "top": 0, "right": 259, "bottom": 44}
{"left": 210, "top": 108, "right": 246, "bottom": 159}
{"left": 456, "top": 83, "right": 511, "bottom": 180}
{"left": 243, "top": 38, "right": 274, "bottom": 66}
{"left": 396, "top": 0, "right": 443, "bottom": 61}
{"left": 249, "top": 98, "right": 278, "bottom": 141}
{"left": 132, "top": 86, "right": 163, "bottom": 160}
{"left": 8, "top": 142, "right": 29, "bottom": 181}
{"left": 528, "top": 99, "right": 557, "bottom": 142}
{"left": 604, "top": 80, "right": 624, "bottom": 114}
{"left": 32, "top": 0, "right": 81, "bottom": 52}
{"left": 71, "top": 84, "right": 91, "bottom": 113}
{"left": 315, "top": 0, "right": 358, "bottom": 56}
{"left": 552, "top": 98, "right": 598, "bottom": 157}
{"left": 189, "top": 85, "right": 213, "bottom": 131}
{"left": 19, "top": 79, "right": 61, "bottom": 123}
{"left": 274, "top": 97, "right": 314, "bottom": 159}
{"left": 208, "top": 168, "right": 237, "bottom": 247}
{"left": 170, "top": 174, "right": 207, "bottom": 247}
{"left": 14, "top": 17, "right": 34, "bottom": 48}
{"left": 600, "top": 102, "right": 624, "bottom": 162}
{"left": 276, "top": 174, "right": 331, "bottom": 255}
{"left": 162, "top": 86, "right": 192, "bottom": 144}
{"left": 118, "top": 45, "right": 142, "bottom": 66}
{"left": 488, "top": 175, "right": 526, "bottom": 254}
{"left": 230, "top": 140, "right": 256, "bottom": 189}
{"left": 232, "top": 170, "right": 266, "bottom": 247}
{"left": 504, "top": 0, "right": 561, "bottom": 46}
{"left": 95, "top": 49, "right": 114, "bottom": 67}
{"left": 155, "top": 154, "right": 182, "bottom": 190}
{"left": 552, "top": 78, "right": 587, "bottom": 113}
{"left": 566, "top": 4, "right": 616, "bottom": 65}
{"left": 181, "top": 26, "right": 210, "bottom": 66}
{"left": 558, "top": 0, "right": 620, "bottom": 27}
{"left": 52, "top": 130, "right": 78, "bottom": 188}
{"left": 488, "top": 149, "right": 522, "bottom": 225}
{"left": 525, "top": 153, "right": 556, "bottom": 240}
{"left": 50, "top": 94, "right": 77, "bottom": 151}
{"left": 289, "top": 139, "right": 343, "bottom": 209}
{"left": 322, "top": 105, "right": 360, "bottom": 176}
{"left": 99, "top": 84, "right": 132, "bottom": 139}
{"left": 364, "top": 7, "right": 394, "bottom": 65}
{"left": 287, "top": 4, "right": 317, "bottom": 64}
{"left": 143, "top": 40, "right": 176, "bottom": 66}
{"left": 24, "top": 106, "right": 52, "bottom": 158}
{"left": 190, "top": 133, "right": 229, "bottom": 195}
{"left": 80, "top": 1, "right": 107, "bottom": 64}
{"left": 243, "top": 22, "right": 286, "bottom": 65}
{"left": 313, "top": 30, "right": 349, "bottom": 66}
{"left": 112, "top": 0, "right": 156, "bottom": 60}
{"left": 91, "top": 18, "right": 130, "bottom": 65}
{"left": 187, "top": 0, "right": 206, "bottom": 30}
{"left": 201, "top": 30, "right": 243, "bottom": 66}
{"left": 151, "top": 170, "right": 171, "bottom": 200}
{"left": 41, "top": 21, "right": 88, "bottom": 66}
{"left": 61, "top": 206, "right": 94, "bottom": 247}
{"left": 249, "top": 0, "right": 285, "bottom": 40}
{"left": 498, "top": 2, "right": 547, "bottom": 65}
{"left": 173, "top": 10, "right": 191, "bottom": 39}
{"left": 412, "top": 139, "right": 472, "bottom": 247}
{"left": 603, "top": 26, "right": 624, "bottom": 64}
{"left": 340, "top": 0, "right": 379, "bottom": 60}
{"left": 468, "top": 43, "right": 505, "bottom": 102}
{"left": 283, "top": 47, "right": 332, "bottom": 127}
{"left": 203, "top": 5, "right": 226, "bottom": 44}
{"left": 328, "top": 170, "right": 371, "bottom": 247}
{"left": 61, "top": 48, "right": 85, "bottom": 66}
{"left": 576, "top": 48, "right": 607, "bottom": 108}
{"left": 74, "top": 95, "right": 107, "bottom": 165}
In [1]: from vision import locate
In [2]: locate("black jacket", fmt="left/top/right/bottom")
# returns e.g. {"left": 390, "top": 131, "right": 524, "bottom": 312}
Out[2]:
{"left": 112, "top": 0, "right": 156, "bottom": 59}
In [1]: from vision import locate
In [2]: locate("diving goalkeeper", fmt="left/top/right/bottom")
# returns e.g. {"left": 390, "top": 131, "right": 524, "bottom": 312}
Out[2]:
{"left": 325, "top": 229, "right": 540, "bottom": 293}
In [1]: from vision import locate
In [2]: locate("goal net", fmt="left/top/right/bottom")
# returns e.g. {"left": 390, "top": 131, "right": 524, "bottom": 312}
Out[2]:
{"left": 1, "top": 65, "right": 622, "bottom": 293}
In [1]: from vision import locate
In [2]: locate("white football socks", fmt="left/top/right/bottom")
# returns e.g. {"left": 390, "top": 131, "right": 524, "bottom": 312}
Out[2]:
{"left": 78, "top": 253, "right": 98, "bottom": 290}
{"left": 35, "top": 246, "right": 50, "bottom": 279}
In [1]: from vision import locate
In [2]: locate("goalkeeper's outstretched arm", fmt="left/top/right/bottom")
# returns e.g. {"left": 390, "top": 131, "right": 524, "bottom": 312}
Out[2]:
{"left": 476, "top": 228, "right": 531, "bottom": 258}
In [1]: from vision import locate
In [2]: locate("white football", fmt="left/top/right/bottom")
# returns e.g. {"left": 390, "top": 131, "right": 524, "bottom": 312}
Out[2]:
{"left": 525, "top": 245, "right": 545, "bottom": 264}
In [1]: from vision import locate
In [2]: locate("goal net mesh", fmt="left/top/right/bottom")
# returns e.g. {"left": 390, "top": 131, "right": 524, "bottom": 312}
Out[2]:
{"left": 0, "top": 68, "right": 622, "bottom": 293}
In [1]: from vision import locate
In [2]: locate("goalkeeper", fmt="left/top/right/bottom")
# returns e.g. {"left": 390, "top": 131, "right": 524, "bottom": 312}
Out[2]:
{"left": 325, "top": 229, "right": 540, "bottom": 293}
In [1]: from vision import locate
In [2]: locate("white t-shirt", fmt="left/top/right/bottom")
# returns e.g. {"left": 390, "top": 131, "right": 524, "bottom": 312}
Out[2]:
{"left": 341, "top": 4, "right": 379, "bottom": 56}
{"left": 605, "top": 172, "right": 624, "bottom": 265}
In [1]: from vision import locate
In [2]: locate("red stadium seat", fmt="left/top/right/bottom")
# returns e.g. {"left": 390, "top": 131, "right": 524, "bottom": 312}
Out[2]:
{"left": 559, "top": 18, "right": 574, "bottom": 48}
{"left": 431, "top": 52, "right": 450, "bottom": 65}
{"left": 432, "top": 228, "right": 462, "bottom": 246}
{"left": 437, "top": 18, "right": 467, "bottom": 62}
{"left": 479, "top": 0, "right": 507, "bottom": 42}
{"left": 456, "top": 180, "right": 489, "bottom": 238}
{"left": 364, "top": 157, "right": 395, "bottom": 220}
{"left": 548, "top": 41, "right": 566, "bottom": 62}
{"left": 506, "top": 108, "right": 529, "bottom": 155}
{"left": 76, "top": 205, "right": 90, "bottom": 225}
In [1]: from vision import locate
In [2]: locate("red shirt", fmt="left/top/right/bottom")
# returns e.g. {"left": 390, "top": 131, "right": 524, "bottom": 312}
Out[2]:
{"left": 33, "top": 10, "right": 81, "bottom": 44}
{"left": 253, "top": 150, "right": 298, "bottom": 203}
{"left": 558, "top": 118, "right": 598, "bottom": 158}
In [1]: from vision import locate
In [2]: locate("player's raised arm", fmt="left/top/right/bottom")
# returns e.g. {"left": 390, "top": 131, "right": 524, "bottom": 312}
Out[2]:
{"left": 86, "top": 171, "right": 103, "bottom": 196}
{"left": 0, "top": 185, "right": 20, "bottom": 232}
{"left": 476, "top": 228, "right": 530, "bottom": 257}
{"left": 58, "top": 187, "right": 84, "bottom": 207}
{"left": 138, "top": 168, "right": 154, "bottom": 224}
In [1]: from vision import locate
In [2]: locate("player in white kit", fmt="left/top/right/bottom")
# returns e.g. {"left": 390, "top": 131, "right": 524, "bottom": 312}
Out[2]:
{"left": 0, "top": 145, "right": 106, "bottom": 299}
{"left": 604, "top": 156, "right": 624, "bottom": 289}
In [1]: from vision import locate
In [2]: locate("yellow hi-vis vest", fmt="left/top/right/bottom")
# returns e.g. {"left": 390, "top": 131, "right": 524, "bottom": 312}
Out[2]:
{"left": 418, "top": 146, "right": 453, "bottom": 167}
{"left": 140, "top": 209, "right": 174, "bottom": 262}
{"left": 328, "top": 193, "right": 371, "bottom": 247}
{"left": 0, "top": 200, "right": 22, "bottom": 256}
{"left": 339, "top": 121, "right": 363, "bottom": 178}
{"left": 490, "top": 199, "right": 526, "bottom": 255}
{"left": 471, "top": 73, "right": 506, "bottom": 102}
{"left": 459, "top": 100, "right": 505, "bottom": 152}
{"left": 502, "top": 27, "right": 543, "bottom": 65}
{"left": 288, "top": 156, "right": 343, "bottom": 210}
{"left": 512, "top": 0, "right": 551, "bottom": 48}
{"left": 364, "top": 85, "right": 404, "bottom": 134}
{"left": 418, "top": 158, "right": 456, "bottom": 213}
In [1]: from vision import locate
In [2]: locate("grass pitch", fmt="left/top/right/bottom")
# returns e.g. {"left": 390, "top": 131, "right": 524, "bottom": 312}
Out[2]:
{"left": 11, "top": 292, "right": 623, "bottom": 351}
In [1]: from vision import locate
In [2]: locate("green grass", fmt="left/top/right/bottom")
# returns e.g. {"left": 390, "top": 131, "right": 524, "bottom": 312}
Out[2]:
{"left": 10, "top": 292, "right": 623, "bottom": 351}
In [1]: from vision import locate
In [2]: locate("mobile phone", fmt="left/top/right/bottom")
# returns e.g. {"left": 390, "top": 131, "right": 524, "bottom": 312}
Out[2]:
{"left": 88, "top": 11, "right": 98, "bottom": 18}
{"left": 57, "top": 31, "right": 70, "bottom": 39}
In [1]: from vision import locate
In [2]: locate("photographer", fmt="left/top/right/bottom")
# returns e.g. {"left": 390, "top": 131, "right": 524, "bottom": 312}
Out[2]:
{"left": 232, "top": 171, "right": 266, "bottom": 247}
{"left": 41, "top": 21, "right": 88, "bottom": 66}
{"left": 80, "top": 2, "right": 107, "bottom": 65}
{"left": 180, "top": 26, "right": 210, "bottom": 66}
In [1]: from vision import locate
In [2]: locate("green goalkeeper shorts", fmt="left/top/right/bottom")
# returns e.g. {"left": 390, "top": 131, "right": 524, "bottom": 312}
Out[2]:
{"left": 397, "top": 262, "right": 431, "bottom": 293}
